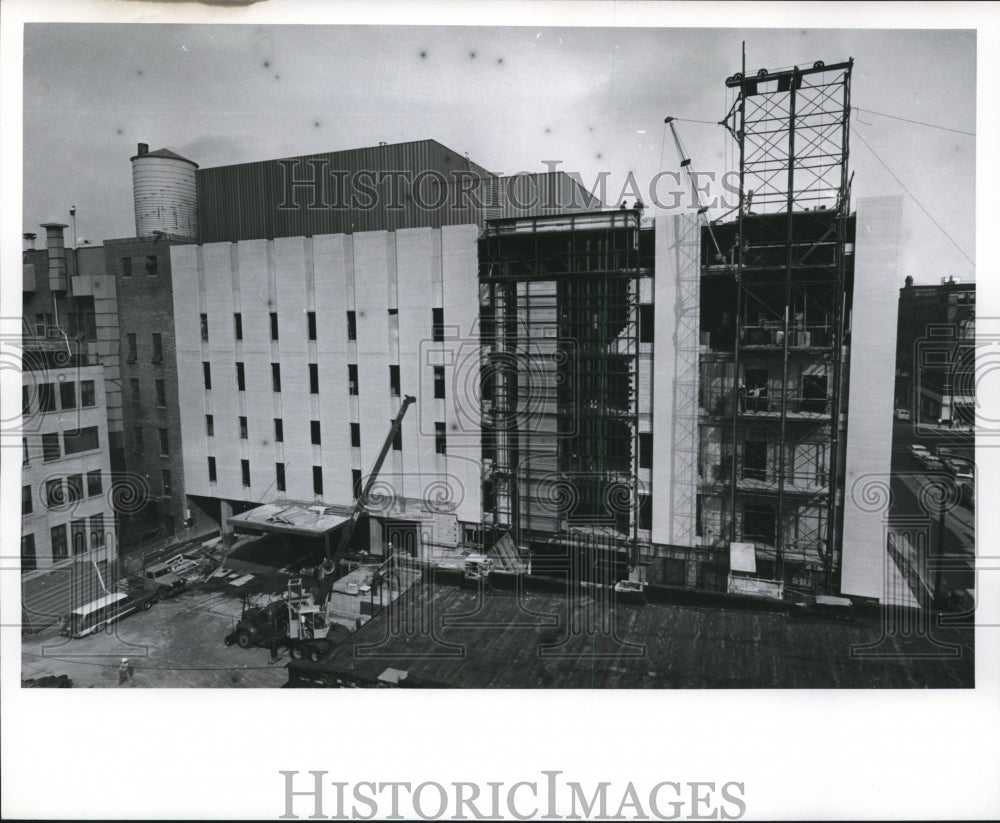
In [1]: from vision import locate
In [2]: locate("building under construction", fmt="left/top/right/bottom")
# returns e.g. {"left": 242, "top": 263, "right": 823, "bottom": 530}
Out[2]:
{"left": 477, "top": 57, "right": 901, "bottom": 601}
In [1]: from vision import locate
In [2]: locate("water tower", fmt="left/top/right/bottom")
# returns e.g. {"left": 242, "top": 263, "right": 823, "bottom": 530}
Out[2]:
{"left": 130, "top": 143, "right": 199, "bottom": 239}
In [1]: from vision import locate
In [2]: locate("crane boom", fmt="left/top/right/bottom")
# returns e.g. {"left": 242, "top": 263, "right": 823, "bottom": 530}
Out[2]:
{"left": 327, "top": 394, "right": 416, "bottom": 564}
{"left": 664, "top": 116, "right": 724, "bottom": 261}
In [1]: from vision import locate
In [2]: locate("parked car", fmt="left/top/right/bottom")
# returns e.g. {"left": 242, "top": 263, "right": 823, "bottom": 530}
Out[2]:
{"left": 921, "top": 456, "right": 946, "bottom": 472}
{"left": 909, "top": 444, "right": 931, "bottom": 462}
{"left": 944, "top": 458, "right": 973, "bottom": 477}
{"left": 894, "top": 408, "right": 912, "bottom": 421}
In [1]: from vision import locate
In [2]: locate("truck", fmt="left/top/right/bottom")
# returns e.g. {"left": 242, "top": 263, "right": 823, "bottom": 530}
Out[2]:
{"left": 224, "top": 578, "right": 334, "bottom": 662}
{"left": 138, "top": 559, "right": 189, "bottom": 597}
{"left": 225, "top": 395, "right": 417, "bottom": 660}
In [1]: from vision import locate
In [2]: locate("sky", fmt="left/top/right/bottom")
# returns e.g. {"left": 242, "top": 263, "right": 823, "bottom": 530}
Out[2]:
{"left": 22, "top": 24, "right": 976, "bottom": 284}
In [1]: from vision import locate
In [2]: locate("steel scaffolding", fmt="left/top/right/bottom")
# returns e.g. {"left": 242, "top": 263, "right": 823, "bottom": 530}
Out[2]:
{"left": 702, "top": 55, "right": 854, "bottom": 591}
{"left": 479, "top": 210, "right": 651, "bottom": 580}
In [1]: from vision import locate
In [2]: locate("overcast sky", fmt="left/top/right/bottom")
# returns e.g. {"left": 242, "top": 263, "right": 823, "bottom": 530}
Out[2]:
{"left": 23, "top": 24, "right": 975, "bottom": 284}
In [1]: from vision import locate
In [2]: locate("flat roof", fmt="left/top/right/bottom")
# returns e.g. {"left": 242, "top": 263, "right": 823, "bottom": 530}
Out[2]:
{"left": 228, "top": 502, "right": 353, "bottom": 537}
{"left": 299, "top": 574, "right": 974, "bottom": 688}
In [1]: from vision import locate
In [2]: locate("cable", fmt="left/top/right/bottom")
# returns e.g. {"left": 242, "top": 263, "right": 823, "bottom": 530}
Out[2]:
{"left": 851, "top": 126, "right": 975, "bottom": 267}
{"left": 853, "top": 106, "right": 974, "bottom": 137}
{"left": 668, "top": 116, "right": 722, "bottom": 126}
{"left": 658, "top": 121, "right": 668, "bottom": 173}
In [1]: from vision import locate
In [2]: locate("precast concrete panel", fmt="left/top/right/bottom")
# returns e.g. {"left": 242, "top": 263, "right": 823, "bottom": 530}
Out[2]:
{"left": 171, "top": 244, "right": 210, "bottom": 498}
{"left": 651, "top": 214, "right": 701, "bottom": 546}
{"left": 352, "top": 232, "right": 397, "bottom": 500}
{"left": 441, "top": 223, "right": 483, "bottom": 524}
{"left": 395, "top": 228, "right": 438, "bottom": 510}
{"left": 840, "top": 196, "right": 903, "bottom": 601}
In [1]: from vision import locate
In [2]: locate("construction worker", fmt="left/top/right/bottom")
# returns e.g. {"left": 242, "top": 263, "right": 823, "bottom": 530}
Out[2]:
{"left": 118, "top": 657, "right": 135, "bottom": 687}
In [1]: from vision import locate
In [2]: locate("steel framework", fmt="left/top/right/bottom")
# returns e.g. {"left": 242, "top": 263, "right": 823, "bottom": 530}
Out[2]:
{"left": 706, "top": 55, "right": 854, "bottom": 591}
{"left": 479, "top": 211, "right": 651, "bottom": 581}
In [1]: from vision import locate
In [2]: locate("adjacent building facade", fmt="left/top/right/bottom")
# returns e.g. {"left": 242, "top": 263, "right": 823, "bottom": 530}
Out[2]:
{"left": 21, "top": 227, "right": 118, "bottom": 577}
{"left": 895, "top": 275, "right": 976, "bottom": 427}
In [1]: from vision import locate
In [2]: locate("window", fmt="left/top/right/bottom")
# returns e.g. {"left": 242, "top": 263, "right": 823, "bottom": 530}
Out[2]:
{"left": 22, "top": 485, "right": 32, "bottom": 515}
{"left": 234, "top": 313, "right": 243, "bottom": 341}
{"left": 159, "top": 427, "right": 170, "bottom": 456}
{"left": 66, "top": 474, "right": 83, "bottom": 503}
{"left": 276, "top": 462, "right": 286, "bottom": 492}
{"left": 743, "top": 502, "right": 776, "bottom": 545}
{"left": 145, "top": 254, "right": 159, "bottom": 276}
{"left": 348, "top": 364, "right": 358, "bottom": 395}
{"left": 743, "top": 368, "right": 768, "bottom": 412}
{"left": 743, "top": 440, "right": 767, "bottom": 482}
{"left": 236, "top": 362, "right": 245, "bottom": 391}
{"left": 241, "top": 459, "right": 251, "bottom": 488}
{"left": 432, "top": 307, "right": 444, "bottom": 342}
{"left": 87, "top": 469, "right": 102, "bottom": 497}
{"left": 46, "top": 478, "right": 64, "bottom": 508}
{"left": 152, "top": 332, "right": 163, "bottom": 363}
{"left": 60, "top": 381, "right": 76, "bottom": 409}
{"left": 22, "top": 385, "right": 31, "bottom": 415}
{"left": 390, "top": 365, "right": 400, "bottom": 397}
{"left": 130, "top": 378, "right": 140, "bottom": 403}
{"left": 271, "top": 363, "right": 282, "bottom": 392}
{"left": 388, "top": 307, "right": 398, "bottom": 316}
{"left": 639, "top": 304, "right": 654, "bottom": 343}
{"left": 307, "top": 311, "right": 317, "bottom": 341}
{"left": 239, "top": 416, "right": 248, "bottom": 439}
{"left": 639, "top": 433, "right": 653, "bottom": 470}
{"left": 312, "top": 466, "right": 324, "bottom": 496}
{"left": 434, "top": 366, "right": 445, "bottom": 399}
{"left": 208, "top": 456, "right": 217, "bottom": 483}
{"left": 346, "top": 310, "right": 357, "bottom": 341}
{"left": 206, "top": 414, "right": 214, "bottom": 437}
{"left": 200, "top": 314, "right": 209, "bottom": 342}
{"left": 155, "top": 379, "right": 166, "bottom": 408}
{"left": 126, "top": 333, "right": 137, "bottom": 362}
{"left": 311, "top": 420, "right": 321, "bottom": 445}
{"left": 203, "top": 362, "right": 212, "bottom": 390}
{"left": 21, "top": 534, "right": 37, "bottom": 571}
{"left": 309, "top": 363, "right": 319, "bottom": 394}
{"left": 121, "top": 257, "right": 133, "bottom": 278}
{"left": 42, "top": 432, "right": 60, "bottom": 461}
{"left": 90, "top": 514, "right": 105, "bottom": 548}
{"left": 80, "top": 380, "right": 95, "bottom": 407}
{"left": 638, "top": 493, "right": 653, "bottom": 531}
{"left": 270, "top": 312, "right": 279, "bottom": 341}
{"left": 51, "top": 524, "right": 68, "bottom": 560}
{"left": 39, "top": 383, "right": 56, "bottom": 413}
{"left": 350, "top": 422, "right": 361, "bottom": 448}
{"left": 274, "top": 418, "right": 283, "bottom": 443}
{"left": 391, "top": 420, "right": 402, "bottom": 451}
{"left": 22, "top": 437, "right": 29, "bottom": 467}
{"left": 162, "top": 470, "right": 172, "bottom": 496}
{"left": 133, "top": 426, "right": 144, "bottom": 454}
{"left": 435, "top": 422, "right": 447, "bottom": 455}
{"left": 71, "top": 519, "right": 87, "bottom": 555}
{"left": 352, "top": 469, "right": 362, "bottom": 496}
{"left": 801, "top": 374, "right": 829, "bottom": 414}
{"left": 64, "top": 426, "right": 99, "bottom": 455}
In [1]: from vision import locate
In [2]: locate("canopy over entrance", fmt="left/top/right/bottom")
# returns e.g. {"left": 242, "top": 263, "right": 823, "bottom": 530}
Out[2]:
{"left": 228, "top": 501, "right": 354, "bottom": 538}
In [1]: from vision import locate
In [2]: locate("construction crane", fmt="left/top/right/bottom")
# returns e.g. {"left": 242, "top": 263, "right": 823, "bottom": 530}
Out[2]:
{"left": 320, "top": 394, "right": 417, "bottom": 576}
{"left": 663, "top": 116, "right": 724, "bottom": 263}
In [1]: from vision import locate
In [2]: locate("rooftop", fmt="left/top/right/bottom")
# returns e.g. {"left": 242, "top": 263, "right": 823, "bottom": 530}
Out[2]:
{"left": 228, "top": 501, "right": 354, "bottom": 537}
{"left": 292, "top": 572, "right": 974, "bottom": 688}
